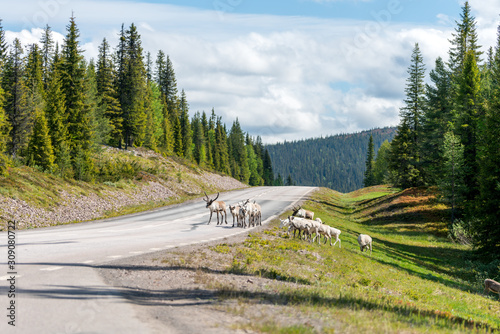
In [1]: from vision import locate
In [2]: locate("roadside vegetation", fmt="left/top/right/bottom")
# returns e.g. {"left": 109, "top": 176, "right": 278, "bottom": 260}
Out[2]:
{"left": 0, "top": 146, "right": 246, "bottom": 230}
{"left": 161, "top": 186, "right": 500, "bottom": 333}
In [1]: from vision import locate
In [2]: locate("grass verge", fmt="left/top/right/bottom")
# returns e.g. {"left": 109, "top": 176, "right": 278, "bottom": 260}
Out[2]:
{"left": 162, "top": 185, "right": 500, "bottom": 333}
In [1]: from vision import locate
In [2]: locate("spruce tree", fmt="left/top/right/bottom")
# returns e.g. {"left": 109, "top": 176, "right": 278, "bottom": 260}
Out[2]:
{"left": 263, "top": 149, "right": 274, "bottom": 186}
{"left": 421, "top": 57, "right": 453, "bottom": 184}
{"left": 85, "top": 61, "right": 111, "bottom": 146}
{"left": 191, "top": 111, "right": 206, "bottom": 165}
{"left": 363, "top": 134, "right": 375, "bottom": 187}
{"left": 121, "top": 23, "right": 147, "bottom": 148}
{"left": 26, "top": 109, "right": 54, "bottom": 171}
{"left": 44, "top": 51, "right": 71, "bottom": 177}
{"left": 61, "top": 15, "right": 92, "bottom": 158}
{"left": 179, "top": 89, "right": 192, "bottom": 160}
{"left": 0, "top": 19, "right": 7, "bottom": 68}
{"left": 3, "top": 39, "right": 28, "bottom": 158}
{"left": 455, "top": 50, "right": 481, "bottom": 202}
{"left": 475, "top": 24, "right": 500, "bottom": 257}
{"left": 160, "top": 98, "right": 174, "bottom": 153}
{"left": 96, "top": 38, "right": 122, "bottom": 147}
{"left": 439, "top": 130, "right": 465, "bottom": 224}
{"left": 389, "top": 44, "right": 426, "bottom": 188}
{"left": 0, "top": 85, "right": 11, "bottom": 176}
{"left": 215, "top": 116, "right": 230, "bottom": 174}
{"left": 40, "top": 24, "right": 54, "bottom": 89}
{"left": 229, "top": 118, "right": 250, "bottom": 183}
{"left": 389, "top": 119, "right": 420, "bottom": 189}
{"left": 448, "top": 1, "right": 482, "bottom": 79}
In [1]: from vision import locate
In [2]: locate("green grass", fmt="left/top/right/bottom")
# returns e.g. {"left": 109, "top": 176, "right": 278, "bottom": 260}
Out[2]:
{"left": 183, "top": 186, "right": 500, "bottom": 333}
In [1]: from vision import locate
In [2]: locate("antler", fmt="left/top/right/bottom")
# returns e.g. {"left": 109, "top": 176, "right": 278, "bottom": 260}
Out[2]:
{"left": 203, "top": 191, "right": 209, "bottom": 202}
{"left": 214, "top": 192, "right": 219, "bottom": 201}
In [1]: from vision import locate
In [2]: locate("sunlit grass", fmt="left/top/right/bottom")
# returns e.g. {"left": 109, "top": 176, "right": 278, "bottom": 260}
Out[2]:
{"left": 193, "top": 186, "right": 500, "bottom": 333}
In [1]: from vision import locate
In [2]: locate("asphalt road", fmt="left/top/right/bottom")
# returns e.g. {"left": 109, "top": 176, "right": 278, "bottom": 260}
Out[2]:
{"left": 0, "top": 186, "right": 316, "bottom": 334}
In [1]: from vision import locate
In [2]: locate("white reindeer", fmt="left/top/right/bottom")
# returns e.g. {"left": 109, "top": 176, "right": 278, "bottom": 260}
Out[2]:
{"left": 358, "top": 234, "right": 372, "bottom": 255}
{"left": 203, "top": 192, "right": 227, "bottom": 225}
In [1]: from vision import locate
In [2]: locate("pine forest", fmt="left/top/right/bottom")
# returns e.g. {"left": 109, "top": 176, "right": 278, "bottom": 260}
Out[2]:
{"left": 266, "top": 127, "right": 396, "bottom": 192}
{"left": 0, "top": 17, "right": 274, "bottom": 187}
{"left": 368, "top": 1, "right": 500, "bottom": 259}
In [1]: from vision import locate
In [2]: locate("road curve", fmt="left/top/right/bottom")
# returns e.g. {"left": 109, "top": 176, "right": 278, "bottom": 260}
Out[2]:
{"left": 0, "top": 186, "right": 316, "bottom": 334}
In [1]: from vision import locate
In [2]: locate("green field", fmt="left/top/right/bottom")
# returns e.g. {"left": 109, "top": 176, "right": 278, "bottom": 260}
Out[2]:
{"left": 175, "top": 186, "right": 500, "bottom": 333}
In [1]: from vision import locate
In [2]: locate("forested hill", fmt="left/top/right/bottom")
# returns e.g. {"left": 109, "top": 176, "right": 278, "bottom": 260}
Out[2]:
{"left": 266, "top": 127, "right": 396, "bottom": 192}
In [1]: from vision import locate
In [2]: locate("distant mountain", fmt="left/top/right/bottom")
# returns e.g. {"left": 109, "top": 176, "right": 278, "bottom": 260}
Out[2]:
{"left": 266, "top": 127, "right": 397, "bottom": 192}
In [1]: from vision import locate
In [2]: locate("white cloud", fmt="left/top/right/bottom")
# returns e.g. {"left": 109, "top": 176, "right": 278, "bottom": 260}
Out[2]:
{"left": 2, "top": 0, "right": 497, "bottom": 143}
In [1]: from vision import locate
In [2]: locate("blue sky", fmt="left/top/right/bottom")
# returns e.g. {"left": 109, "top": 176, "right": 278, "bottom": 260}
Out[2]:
{"left": 2, "top": 0, "right": 499, "bottom": 143}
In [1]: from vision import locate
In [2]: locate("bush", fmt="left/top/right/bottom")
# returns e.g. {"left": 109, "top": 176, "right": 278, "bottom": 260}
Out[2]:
{"left": 448, "top": 219, "right": 475, "bottom": 245}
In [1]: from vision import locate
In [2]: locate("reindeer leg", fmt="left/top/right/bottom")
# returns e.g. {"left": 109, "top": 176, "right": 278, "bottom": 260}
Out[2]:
{"left": 208, "top": 211, "right": 213, "bottom": 225}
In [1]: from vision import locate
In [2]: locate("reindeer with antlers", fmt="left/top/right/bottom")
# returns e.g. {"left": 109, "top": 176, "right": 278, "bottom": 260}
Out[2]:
{"left": 292, "top": 205, "right": 314, "bottom": 220}
{"left": 203, "top": 192, "right": 227, "bottom": 225}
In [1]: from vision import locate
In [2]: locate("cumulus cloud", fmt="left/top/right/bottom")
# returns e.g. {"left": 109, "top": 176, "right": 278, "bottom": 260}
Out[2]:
{"left": 2, "top": 0, "right": 497, "bottom": 143}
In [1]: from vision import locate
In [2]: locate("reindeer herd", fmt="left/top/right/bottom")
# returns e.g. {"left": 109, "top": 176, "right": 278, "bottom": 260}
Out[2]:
{"left": 202, "top": 192, "right": 262, "bottom": 228}
{"left": 202, "top": 192, "right": 371, "bottom": 253}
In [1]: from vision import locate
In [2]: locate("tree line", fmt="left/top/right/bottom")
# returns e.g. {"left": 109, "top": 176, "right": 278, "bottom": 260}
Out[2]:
{"left": 363, "top": 2, "right": 500, "bottom": 259}
{"left": 0, "top": 16, "right": 275, "bottom": 186}
{"left": 267, "top": 127, "right": 396, "bottom": 193}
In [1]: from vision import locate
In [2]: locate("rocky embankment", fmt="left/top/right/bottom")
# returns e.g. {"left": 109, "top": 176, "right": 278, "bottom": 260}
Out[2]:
{"left": 0, "top": 150, "right": 247, "bottom": 230}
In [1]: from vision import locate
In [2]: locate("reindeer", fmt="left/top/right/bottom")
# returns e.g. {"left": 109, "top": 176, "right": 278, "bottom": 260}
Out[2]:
{"left": 292, "top": 205, "right": 314, "bottom": 220}
{"left": 203, "top": 192, "right": 227, "bottom": 225}
{"left": 484, "top": 279, "right": 500, "bottom": 299}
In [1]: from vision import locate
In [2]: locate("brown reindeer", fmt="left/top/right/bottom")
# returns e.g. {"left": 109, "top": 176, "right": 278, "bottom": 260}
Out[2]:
{"left": 484, "top": 279, "right": 500, "bottom": 298}
{"left": 292, "top": 205, "right": 314, "bottom": 220}
{"left": 203, "top": 192, "right": 227, "bottom": 225}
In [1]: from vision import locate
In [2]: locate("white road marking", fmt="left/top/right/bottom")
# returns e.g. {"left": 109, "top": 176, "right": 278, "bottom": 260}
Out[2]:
{"left": 149, "top": 248, "right": 162, "bottom": 251}
{"left": 40, "top": 266, "right": 63, "bottom": 271}
{"left": 107, "top": 255, "right": 123, "bottom": 259}
{"left": 81, "top": 260, "right": 94, "bottom": 264}
{"left": 129, "top": 251, "right": 144, "bottom": 255}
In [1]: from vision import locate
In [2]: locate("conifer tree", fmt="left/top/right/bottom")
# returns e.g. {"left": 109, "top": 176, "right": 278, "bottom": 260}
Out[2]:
{"left": 389, "top": 119, "right": 420, "bottom": 189}
{"left": 0, "top": 85, "right": 11, "bottom": 176}
{"left": 439, "top": 130, "right": 465, "bottom": 225}
{"left": 448, "top": 1, "right": 482, "bottom": 79}
{"left": 455, "top": 50, "right": 481, "bottom": 201}
{"left": 201, "top": 111, "right": 213, "bottom": 167}
{"left": 191, "top": 111, "right": 206, "bottom": 165}
{"left": 44, "top": 50, "right": 71, "bottom": 177}
{"left": 3, "top": 39, "right": 28, "bottom": 158}
{"left": 85, "top": 61, "right": 110, "bottom": 146}
{"left": 120, "top": 23, "right": 147, "bottom": 148}
{"left": 24, "top": 43, "right": 45, "bottom": 153}
{"left": 26, "top": 109, "right": 54, "bottom": 171}
{"left": 61, "top": 15, "right": 92, "bottom": 157}
{"left": 179, "top": 89, "right": 192, "bottom": 160}
{"left": 475, "top": 25, "right": 500, "bottom": 257}
{"left": 421, "top": 57, "right": 453, "bottom": 184}
{"left": 164, "top": 55, "right": 178, "bottom": 113}
{"left": 389, "top": 44, "right": 426, "bottom": 187}
{"left": 159, "top": 98, "right": 174, "bottom": 153}
{"left": 229, "top": 118, "right": 250, "bottom": 183}
{"left": 171, "top": 99, "right": 183, "bottom": 157}
{"left": 263, "top": 149, "right": 274, "bottom": 186}
{"left": 96, "top": 38, "right": 122, "bottom": 147}
{"left": 40, "top": 24, "right": 54, "bottom": 88}
{"left": 363, "top": 134, "right": 375, "bottom": 187}
{"left": 143, "top": 82, "right": 163, "bottom": 150}
{"left": 0, "top": 19, "right": 7, "bottom": 68}
{"left": 215, "top": 116, "right": 230, "bottom": 174}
